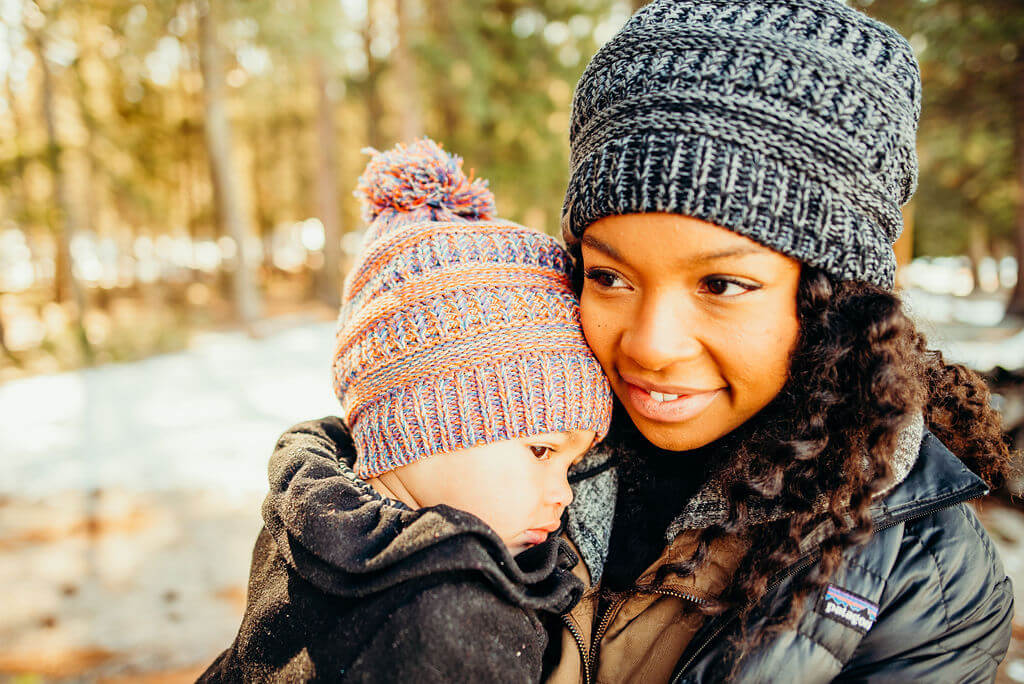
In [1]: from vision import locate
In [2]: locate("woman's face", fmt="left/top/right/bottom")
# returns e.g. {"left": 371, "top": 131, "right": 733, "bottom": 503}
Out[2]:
{"left": 579, "top": 213, "right": 802, "bottom": 451}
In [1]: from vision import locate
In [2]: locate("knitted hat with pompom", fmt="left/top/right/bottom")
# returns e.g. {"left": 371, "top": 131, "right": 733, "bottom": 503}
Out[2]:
{"left": 332, "top": 139, "right": 613, "bottom": 478}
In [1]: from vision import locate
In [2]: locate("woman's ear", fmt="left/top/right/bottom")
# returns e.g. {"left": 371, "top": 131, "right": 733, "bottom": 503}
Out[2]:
{"left": 569, "top": 243, "right": 585, "bottom": 297}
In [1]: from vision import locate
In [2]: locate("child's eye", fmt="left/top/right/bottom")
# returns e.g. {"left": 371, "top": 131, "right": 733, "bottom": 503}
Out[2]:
{"left": 701, "top": 277, "right": 760, "bottom": 297}
{"left": 583, "top": 268, "right": 628, "bottom": 290}
{"left": 529, "top": 446, "right": 551, "bottom": 460}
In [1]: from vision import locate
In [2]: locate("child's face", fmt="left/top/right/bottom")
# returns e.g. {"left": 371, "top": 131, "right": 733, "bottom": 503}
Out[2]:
{"left": 388, "top": 430, "right": 596, "bottom": 555}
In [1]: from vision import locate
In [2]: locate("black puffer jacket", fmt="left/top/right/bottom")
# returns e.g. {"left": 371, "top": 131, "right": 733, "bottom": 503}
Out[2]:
{"left": 199, "top": 418, "right": 582, "bottom": 683}
{"left": 670, "top": 431, "right": 1014, "bottom": 682}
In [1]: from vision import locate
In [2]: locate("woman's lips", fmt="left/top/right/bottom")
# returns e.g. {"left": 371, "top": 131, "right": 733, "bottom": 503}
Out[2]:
{"left": 624, "top": 382, "right": 722, "bottom": 423}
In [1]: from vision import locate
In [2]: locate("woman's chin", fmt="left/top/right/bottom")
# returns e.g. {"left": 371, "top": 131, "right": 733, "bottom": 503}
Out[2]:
{"left": 624, "top": 407, "right": 731, "bottom": 452}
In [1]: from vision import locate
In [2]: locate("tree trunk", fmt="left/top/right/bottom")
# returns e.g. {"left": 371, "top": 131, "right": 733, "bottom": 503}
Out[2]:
{"left": 0, "top": 316, "right": 20, "bottom": 367}
{"left": 893, "top": 203, "right": 914, "bottom": 287}
{"left": 966, "top": 222, "right": 988, "bottom": 295}
{"left": 249, "top": 119, "right": 275, "bottom": 271}
{"left": 313, "top": 57, "right": 342, "bottom": 309}
{"left": 72, "top": 46, "right": 108, "bottom": 307}
{"left": 181, "top": 84, "right": 203, "bottom": 283}
{"left": 1006, "top": 49, "right": 1024, "bottom": 318}
{"left": 72, "top": 64, "right": 96, "bottom": 239}
{"left": 196, "top": 0, "right": 263, "bottom": 331}
{"left": 362, "top": 9, "right": 384, "bottom": 148}
{"left": 429, "top": 0, "right": 460, "bottom": 144}
{"left": 394, "top": 0, "right": 423, "bottom": 142}
{"left": 31, "top": 28, "right": 93, "bottom": 361}
{"left": 4, "top": 23, "right": 28, "bottom": 227}
{"left": 1, "top": 29, "right": 25, "bottom": 367}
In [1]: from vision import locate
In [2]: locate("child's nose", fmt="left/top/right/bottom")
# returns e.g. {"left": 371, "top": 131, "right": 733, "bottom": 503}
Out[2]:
{"left": 544, "top": 476, "right": 574, "bottom": 510}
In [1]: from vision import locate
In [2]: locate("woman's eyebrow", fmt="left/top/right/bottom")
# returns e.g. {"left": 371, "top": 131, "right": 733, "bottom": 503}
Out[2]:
{"left": 582, "top": 234, "right": 764, "bottom": 264}
{"left": 690, "top": 246, "right": 764, "bottom": 263}
{"left": 581, "top": 234, "right": 624, "bottom": 262}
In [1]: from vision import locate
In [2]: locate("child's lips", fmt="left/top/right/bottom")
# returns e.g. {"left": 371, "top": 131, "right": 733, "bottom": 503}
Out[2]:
{"left": 505, "top": 518, "right": 564, "bottom": 552}
{"left": 520, "top": 529, "right": 550, "bottom": 546}
{"left": 517, "top": 521, "right": 561, "bottom": 546}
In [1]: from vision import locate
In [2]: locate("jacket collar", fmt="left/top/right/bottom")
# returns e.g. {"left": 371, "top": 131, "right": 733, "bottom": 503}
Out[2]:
{"left": 666, "top": 412, "right": 926, "bottom": 537}
{"left": 868, "top": 429, "right": 989, "bottom": 528}
{"left": 565, "top": 413, "right": 988, "bottom": 583}
{"left": 265, "top": 417, "right": 582, "bottom": 613}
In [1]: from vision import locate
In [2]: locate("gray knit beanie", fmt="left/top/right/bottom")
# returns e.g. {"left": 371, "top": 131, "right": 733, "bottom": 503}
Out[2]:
{"left": 562, "top": 0, "right": 921, "bottom": 288}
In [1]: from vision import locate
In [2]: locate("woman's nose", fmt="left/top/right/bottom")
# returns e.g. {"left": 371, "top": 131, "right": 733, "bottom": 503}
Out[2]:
{"left": 619, "top": 293, "right": 703, "bottom": 371}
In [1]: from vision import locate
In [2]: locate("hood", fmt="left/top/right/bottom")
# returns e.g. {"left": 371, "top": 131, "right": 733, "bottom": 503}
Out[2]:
{"left": 262, "top": 416, "right": 582, "bottom": 614}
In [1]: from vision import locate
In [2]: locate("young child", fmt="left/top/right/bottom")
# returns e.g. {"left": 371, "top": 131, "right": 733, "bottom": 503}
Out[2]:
{"left": 200, "top": 139, "right": 613, "bottom": 683}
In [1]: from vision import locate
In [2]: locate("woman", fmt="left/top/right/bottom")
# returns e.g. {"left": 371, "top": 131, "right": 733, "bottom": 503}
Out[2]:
{"left": 543, "top": 0, "right": 1014, "bottom": 681}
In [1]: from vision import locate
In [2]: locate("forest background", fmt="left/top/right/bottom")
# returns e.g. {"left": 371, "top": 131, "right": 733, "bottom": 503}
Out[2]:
{"left": 3, "top": 1, "right": 1024, "bottom": 681}
{"left": 0, "top": 0, "right": 1022, "bottom": 380}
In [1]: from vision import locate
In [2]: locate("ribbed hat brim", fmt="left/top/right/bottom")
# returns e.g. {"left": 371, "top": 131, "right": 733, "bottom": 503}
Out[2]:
{"left": 562, "top": 130, "right": 898, "bottom": 288}
{"left": 353, "top": 351, "right": 613, "bottom": 478}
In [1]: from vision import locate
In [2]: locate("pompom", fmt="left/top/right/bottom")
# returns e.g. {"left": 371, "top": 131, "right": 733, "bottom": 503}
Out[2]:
{"left": 355, "top": 138, "right": 495, "bottom": 225}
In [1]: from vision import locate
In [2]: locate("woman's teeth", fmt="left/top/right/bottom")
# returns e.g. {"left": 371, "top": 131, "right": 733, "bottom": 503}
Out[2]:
{"left": 649, "top": 390, "right": 680, "bottom": 402}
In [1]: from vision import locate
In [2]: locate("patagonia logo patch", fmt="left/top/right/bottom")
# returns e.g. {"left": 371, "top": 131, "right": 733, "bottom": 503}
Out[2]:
{"left": 817, "top": 584, "right": 879, "bottom": 633}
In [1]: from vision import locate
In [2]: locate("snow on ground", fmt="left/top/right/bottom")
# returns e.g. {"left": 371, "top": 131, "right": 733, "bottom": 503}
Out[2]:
{"left": 4, "top": 292, "right": 1019, "bottom": 499}
{"left": 0, "top": 489, "right": 264, "bottom": 680}
{"left": 2, "top": 320, "right": 340, "bottom": 498}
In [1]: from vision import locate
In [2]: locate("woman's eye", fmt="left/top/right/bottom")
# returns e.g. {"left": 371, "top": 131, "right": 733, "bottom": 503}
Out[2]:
{"left": 530, "top": 446, "right": 551, "bottom": 460}
{"left": 583, "top": 268, "right": 627, "bottom": 289}
{"left": 702, "top": 277, "right": 758, "bottom": 296}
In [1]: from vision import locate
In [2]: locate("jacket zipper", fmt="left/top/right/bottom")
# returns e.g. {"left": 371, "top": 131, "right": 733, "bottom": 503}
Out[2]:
{"left": 650, "top": 587, "right": 709, "bottom": 604}
{"left": 581, "top": 587, "right": 708, "bottom": 681}
{"left": 668, "top": 489, "right": 988, "bottom": 683}
{"left": 586, "top": 596, "right": 625, "bottom": 681}
{"left": 561, "top": 613, "right": 592, "bottom": 684}
{"left": 670, "top": 553, "right": 818, "bottom": 682}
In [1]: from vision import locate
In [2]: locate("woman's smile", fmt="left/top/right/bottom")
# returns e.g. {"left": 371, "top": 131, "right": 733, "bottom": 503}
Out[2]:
{"left": 619, "top": 372, "right": 724, "bottom": 423}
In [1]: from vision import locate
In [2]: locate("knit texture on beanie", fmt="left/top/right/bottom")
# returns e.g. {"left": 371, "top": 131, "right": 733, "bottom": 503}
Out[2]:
{"left": 562, "top": 0, "right": 922, "bottom": 288}
{"left": 333, "top": 139, "right": 613, "bottom": 478}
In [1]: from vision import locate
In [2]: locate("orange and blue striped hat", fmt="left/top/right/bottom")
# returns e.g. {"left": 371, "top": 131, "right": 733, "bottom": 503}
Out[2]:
{"left": 332, "top": 138, "right": 613, "bottom": 478}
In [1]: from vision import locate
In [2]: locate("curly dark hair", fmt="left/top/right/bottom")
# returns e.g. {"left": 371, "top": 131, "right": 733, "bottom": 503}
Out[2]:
{"left": 589, "top": 263, "right": 1017, "bottom": 670}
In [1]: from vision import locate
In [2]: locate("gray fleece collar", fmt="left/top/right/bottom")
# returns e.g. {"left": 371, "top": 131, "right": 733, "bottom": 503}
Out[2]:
{"left": 566, "top": 444, "right": 619, "bottom": 585}
{"left": 566, "top": 412, "right": 925, "bottom": 584}
{"left": 666, "top": 412, "right": 925, "bottom": 538}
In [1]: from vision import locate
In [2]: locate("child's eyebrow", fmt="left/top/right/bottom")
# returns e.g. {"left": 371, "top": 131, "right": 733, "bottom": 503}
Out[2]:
{"left": 534, "top": 432, "right": 570, "bottom": 447}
